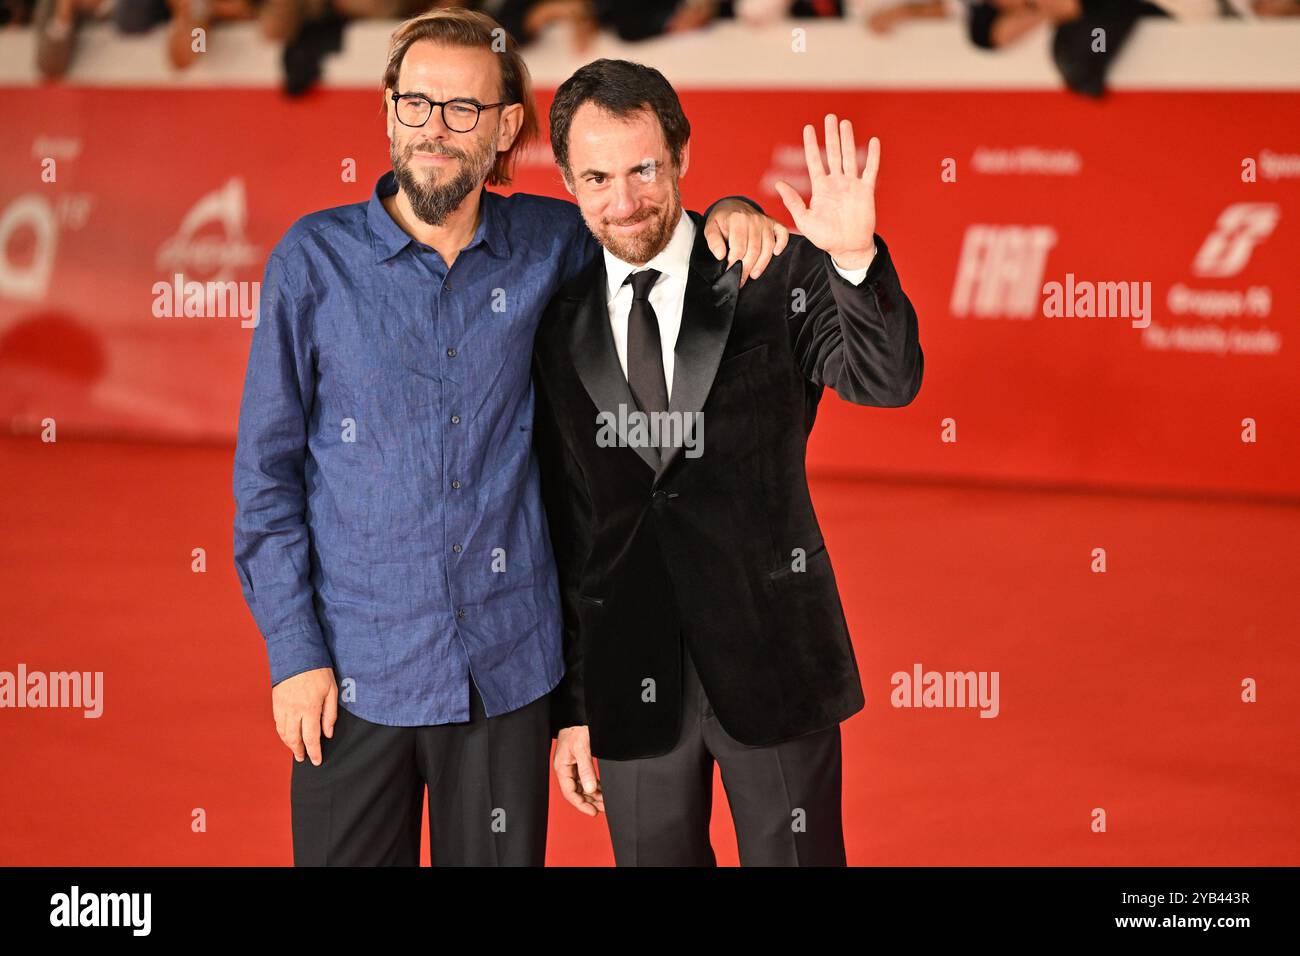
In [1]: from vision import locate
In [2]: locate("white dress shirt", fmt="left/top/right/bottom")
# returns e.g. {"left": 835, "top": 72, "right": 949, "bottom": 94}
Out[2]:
{"left": 604, "top": 211, "right": 874, "bottom": 400}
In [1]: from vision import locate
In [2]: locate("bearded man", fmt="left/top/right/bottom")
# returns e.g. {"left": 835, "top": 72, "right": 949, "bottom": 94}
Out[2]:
{"left": 232, "top": 8, "right": 779, "bottom": 866}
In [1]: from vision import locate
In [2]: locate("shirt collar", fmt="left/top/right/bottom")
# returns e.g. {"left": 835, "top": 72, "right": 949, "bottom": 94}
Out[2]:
{"left": 366, "top": 169, "right": 510, "bottom": 264}
{"left": 604, "top": 206, "right": 696, "bottom": 303}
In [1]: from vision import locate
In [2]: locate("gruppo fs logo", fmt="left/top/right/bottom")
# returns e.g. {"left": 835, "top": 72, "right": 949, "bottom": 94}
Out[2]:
{"left": 1191, "top": 203, "right": 1279, "bottom": 278}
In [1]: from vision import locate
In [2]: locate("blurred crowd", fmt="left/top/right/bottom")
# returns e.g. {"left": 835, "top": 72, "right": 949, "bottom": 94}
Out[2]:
{"left": 1, "top": 0, "right": 1296, "bottom": 96}
{"left": 869, "top": 0, "right": 1298, "bottom": 95}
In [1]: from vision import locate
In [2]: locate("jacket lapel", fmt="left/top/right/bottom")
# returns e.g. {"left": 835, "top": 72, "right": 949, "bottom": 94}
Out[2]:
{"left": 563, "top": 209, "right": 743, "bottom": 482}
{"left": 567, "top": 254, "right": 662, "bottom": 475}
{"left": 656, "top": 210, "right": 742, "bottom": 482}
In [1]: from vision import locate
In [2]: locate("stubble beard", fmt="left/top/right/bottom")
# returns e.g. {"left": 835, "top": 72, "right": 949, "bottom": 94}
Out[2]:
{"left": 593, "top": 179, "right": 682, "bottom": 265}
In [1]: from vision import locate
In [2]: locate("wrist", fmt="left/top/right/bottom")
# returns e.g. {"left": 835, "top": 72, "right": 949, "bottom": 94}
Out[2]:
{"left": 830, "top": 242, "right": 876, "bottom": 271}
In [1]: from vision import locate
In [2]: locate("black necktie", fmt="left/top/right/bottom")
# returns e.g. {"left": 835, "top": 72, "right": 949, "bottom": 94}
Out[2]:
{"left": 624, "top": 268, "right": 668, "bottom": 420}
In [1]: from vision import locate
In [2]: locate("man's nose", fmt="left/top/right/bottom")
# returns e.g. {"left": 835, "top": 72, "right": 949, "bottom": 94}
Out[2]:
{"left": 430, "top": 106, "right": 460, "bottom": 137}
{"left": 608, "top": 179, "right": 638, "bottom": 218}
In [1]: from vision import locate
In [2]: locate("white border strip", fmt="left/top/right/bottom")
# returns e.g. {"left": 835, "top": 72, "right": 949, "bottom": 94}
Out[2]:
{"left": 0, "top": 20, "right": 1298, "bottom": 89}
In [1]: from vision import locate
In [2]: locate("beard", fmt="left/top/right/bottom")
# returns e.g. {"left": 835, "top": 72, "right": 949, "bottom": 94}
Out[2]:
{"left": 590, "top": 180, "right": 681, "bottom": 265}
{"left": 391, "top": 129, "right": 497, "bottom": 226}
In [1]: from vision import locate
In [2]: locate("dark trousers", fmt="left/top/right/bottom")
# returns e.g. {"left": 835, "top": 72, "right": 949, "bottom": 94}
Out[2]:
{"left": 290, "top": 678, "right": 550, "bottom": 866}
{"left": 598, "top": 642, "right": 847, "bottom": 866}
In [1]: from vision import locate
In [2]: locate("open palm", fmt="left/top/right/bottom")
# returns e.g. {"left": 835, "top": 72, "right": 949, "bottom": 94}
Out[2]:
{"left": 774, "top": 114, "right": 879, "bottom": 268}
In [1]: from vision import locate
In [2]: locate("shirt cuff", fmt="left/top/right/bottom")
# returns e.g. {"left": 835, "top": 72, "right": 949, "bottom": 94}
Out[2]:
{"left": 830, "top": 242, "right": 876, "bottom": 285}
{"left": 265, "top": 623, "right": 335, "bottom": 686}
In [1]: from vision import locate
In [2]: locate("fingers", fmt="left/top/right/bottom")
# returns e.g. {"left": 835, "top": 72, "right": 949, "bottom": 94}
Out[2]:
{"left": 553, "top": 742, "right": 601, "bottom": 816}
{"left": 322, "top": 679, "right": 338, "bottom": 739}
{"left": 737, "top": 216, "right": 762, "bottom": 285}
{"left": 774, "top": 221, "right": 791, "bottom": 255}
{"left": 726, "top": 215, "right": 744, "bottom": 271}
{"left": 862, "top": 135, "right": 881, "bottom": 189}
{"left": 750, "top": 216, "right": 776, "bottom": 280}
{"left": 575, "top": 750, "right": 601, "bottom": 800}
{"left": 773, "top": 180, "right": 807, "bottom": 228}
{"left": 702, "top": 216, "right": 726, "bottom": 261}
{"left": 802, "top": 122, "right": 826, "bottom": 182}
{"left": 302, "top": 706, "right": 323, "bottom": 766}
{"left": 284, "top": 714, "right": 306, "bottom": 762}
{"left": 557, "top": 765, "right": 597, "bottom": 816}
{"left": 840, "top": 118, "right": 858, "bottom": 178}
{"left": 823, "top": 113, "right": 842, "bottom": 177}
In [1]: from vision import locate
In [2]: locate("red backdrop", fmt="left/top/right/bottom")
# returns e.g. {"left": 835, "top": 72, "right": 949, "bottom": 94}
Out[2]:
{"left": 1, "top": 87, "right": 1296, "bottom": 496}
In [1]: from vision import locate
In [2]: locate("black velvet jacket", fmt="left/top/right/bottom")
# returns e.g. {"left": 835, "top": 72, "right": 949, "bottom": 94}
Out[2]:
{"left": 532, "top": 209, "right": 923, "bottom": 760}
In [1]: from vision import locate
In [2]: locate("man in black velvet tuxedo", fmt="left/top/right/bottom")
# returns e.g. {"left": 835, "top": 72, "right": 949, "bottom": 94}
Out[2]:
{"left": 533, "top": 59, "right": 923, "bottom": 866}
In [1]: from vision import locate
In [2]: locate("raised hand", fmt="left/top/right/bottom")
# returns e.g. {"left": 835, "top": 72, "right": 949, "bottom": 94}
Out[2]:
{"left": 773, "top": 114, "right": 879, "bottom": 270}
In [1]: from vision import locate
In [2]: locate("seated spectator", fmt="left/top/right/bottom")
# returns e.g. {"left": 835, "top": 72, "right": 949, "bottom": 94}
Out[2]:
{"left": 116, "top": 0, "right": 170, "bottom": 32}
{"left": 33, "top": 0, "right": 115, "bottom": 78}
{"left": 1, "top": 0, "right": 35, "bottom": 25}
{"left": 166, "top": 0, "right": 256, "bottom": 70}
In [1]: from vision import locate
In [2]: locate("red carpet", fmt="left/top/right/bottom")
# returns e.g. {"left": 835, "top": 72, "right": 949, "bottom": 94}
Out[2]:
{"left": 1, "top": 435, "right": 1295, "bottom": 865}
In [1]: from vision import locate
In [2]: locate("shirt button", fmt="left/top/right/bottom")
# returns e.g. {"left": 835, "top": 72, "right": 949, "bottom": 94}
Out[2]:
{"left": 444, "top": 280, "right": 453, "bottom": 291}
{"left": 452, "top": 543, "right": 463, "bottom": 553}
{"left": 451, "top": 479, "right": 461, "bottom": 489}
{"left": 450, "top": 415, "right": 460, "bottom": 424}
{"left": 447, "top": 347, "right": 457, "bottom": 358}
{"left": 456, "top": 607, "right": 466, "bottom": 620}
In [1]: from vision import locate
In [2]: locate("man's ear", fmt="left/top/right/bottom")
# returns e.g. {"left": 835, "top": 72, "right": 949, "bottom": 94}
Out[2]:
{"left": 677, "top": 139, "right": 690, "bottom": 180}
{"left": 497, "top": 102, "right": 525, "bottom": 153}
{"left": 384, "top": 88, "right": 395, "bottom": 141}
{"left": 561, "top": 171, "right": 576, "bottom": 197}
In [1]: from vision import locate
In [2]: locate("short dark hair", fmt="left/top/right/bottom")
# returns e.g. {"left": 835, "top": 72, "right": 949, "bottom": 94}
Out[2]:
{"left": 549, "top": 59, "right": 690, "bottom": 183}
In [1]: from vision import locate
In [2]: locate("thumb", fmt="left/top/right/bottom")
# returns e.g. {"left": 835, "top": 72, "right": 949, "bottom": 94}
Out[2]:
{"left": 579, "top": 751, "right": 598, "bottom": 792}
{"left": 773, "top": 181, "right": 807, "bottom": 229}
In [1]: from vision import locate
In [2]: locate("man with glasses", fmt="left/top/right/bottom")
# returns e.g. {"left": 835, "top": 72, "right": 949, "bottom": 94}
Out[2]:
{"left": 232, "top": 8, "right": 779, "bottom": 866}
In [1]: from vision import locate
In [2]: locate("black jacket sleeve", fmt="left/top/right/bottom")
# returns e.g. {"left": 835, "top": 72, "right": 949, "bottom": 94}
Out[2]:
{"left": 787, "top": 232, "right": 923, "bottom": 408}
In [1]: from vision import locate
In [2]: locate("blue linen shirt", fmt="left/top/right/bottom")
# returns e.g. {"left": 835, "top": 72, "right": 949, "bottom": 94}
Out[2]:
{"left": 233, "top": 171, "right": 598, "bottom": 726}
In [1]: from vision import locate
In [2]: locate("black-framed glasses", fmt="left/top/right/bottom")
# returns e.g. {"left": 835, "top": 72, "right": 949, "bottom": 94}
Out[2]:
{"left": 390, "top": 91, "right": 505, "bottom": 132}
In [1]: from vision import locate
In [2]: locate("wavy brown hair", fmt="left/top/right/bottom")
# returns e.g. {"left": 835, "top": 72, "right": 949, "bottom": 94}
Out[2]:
{"left": 381, "top": 8, "right": 537, "bottom": 187}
